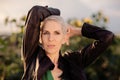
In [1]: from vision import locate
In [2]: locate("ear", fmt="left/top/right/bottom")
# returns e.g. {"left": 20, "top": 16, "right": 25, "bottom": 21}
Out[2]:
{"left": 62, "top": 29, "right": 70, "bottom": 45}
{"left": 65, "top": 27, "right": 71, "bottom": 45}
{"left": 62, "top": 34, "right": 66, "bottom": 44}
{"left": 65, "top": 34, "right": 70, "bottom": 45}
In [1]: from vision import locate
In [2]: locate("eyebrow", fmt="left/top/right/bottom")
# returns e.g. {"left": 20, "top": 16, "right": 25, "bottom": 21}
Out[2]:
{"left": 43, "top": 29, "right": 61, "bottom": 32}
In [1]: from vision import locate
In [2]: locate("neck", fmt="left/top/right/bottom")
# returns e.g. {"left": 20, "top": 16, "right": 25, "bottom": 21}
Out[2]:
{"left": 46, "top": 52, "right": 59, "bottom": 64}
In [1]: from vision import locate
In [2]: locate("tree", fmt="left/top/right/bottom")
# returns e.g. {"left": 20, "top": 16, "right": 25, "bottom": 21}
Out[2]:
{"left": 0, "top": 16, "right": 26, "bottom": 80}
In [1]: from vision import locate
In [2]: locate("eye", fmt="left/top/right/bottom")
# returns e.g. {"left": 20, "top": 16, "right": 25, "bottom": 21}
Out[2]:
{"left": 42, "top": 31, "right": 49, "bottom": 35}
{"left": 54, "top": 31, "right": 61, "bottom": 35}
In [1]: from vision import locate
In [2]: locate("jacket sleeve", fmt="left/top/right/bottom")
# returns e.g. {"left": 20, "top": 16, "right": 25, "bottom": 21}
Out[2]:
{"left": 80, "top": 23, "right": 114, "bottom": 68}
{"left": 63, "top": 23, "right": 114, "bottom": 70}
{"left": 21, "top": 6, "right": 60, "bottom": 80}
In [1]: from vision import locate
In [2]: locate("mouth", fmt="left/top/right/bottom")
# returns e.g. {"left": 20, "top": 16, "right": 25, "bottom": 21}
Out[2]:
{"left": 47, "top": 45, "right": 55, "bottom": 48}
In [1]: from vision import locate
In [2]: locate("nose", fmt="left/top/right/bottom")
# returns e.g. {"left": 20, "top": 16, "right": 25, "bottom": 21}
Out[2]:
{"left": 48, "top": 34, "right": 55, "bottom": 41}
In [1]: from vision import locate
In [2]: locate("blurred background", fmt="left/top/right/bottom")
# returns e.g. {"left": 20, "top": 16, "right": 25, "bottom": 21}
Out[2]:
{"left": 0, "top": 0, "right": 120, "bottom": 80}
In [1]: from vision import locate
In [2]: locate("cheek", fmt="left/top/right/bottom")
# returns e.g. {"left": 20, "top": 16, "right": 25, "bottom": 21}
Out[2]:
{"left": 41, "top": 36, "right": 47, "bottom": 44}
{"left": 56, "top": 36, "right": 65, "bottom": 44}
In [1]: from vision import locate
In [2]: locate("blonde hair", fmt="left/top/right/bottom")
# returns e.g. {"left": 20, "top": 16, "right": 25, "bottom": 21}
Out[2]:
{"left": 41, "top": 15, "right": 67, "bottom": 34}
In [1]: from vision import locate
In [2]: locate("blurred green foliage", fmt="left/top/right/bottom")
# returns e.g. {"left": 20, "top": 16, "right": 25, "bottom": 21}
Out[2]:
{"left": 0, "top": 11, "right": 120, "bottom": 80}
{"left": 64, "top": 11, "right": 120, "bottom": 80}
{"left": 0, "top": 16, "right": 25, "bottom": 80}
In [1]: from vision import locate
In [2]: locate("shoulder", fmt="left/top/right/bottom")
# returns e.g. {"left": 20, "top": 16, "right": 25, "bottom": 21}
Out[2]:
{"left": 61, "top": 51, "right": 83, "bottom": 66}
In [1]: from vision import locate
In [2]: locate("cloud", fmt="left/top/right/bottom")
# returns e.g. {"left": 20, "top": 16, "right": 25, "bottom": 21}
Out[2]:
{"left": 0, "top": 0, "right": 120, "bottom": 34}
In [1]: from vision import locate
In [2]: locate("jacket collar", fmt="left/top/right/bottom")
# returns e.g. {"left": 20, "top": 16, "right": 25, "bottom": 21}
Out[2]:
{"left": 36, "top": 49, "right": 54, "bottom": 80}
{"left": 37, "top": 49, "right": 63, "bottom": 80}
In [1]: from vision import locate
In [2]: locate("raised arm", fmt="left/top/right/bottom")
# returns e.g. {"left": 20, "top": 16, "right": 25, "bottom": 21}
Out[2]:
{"left": 66, "top": 23, "right": 114, "bottom": 68}
{"left": 21, "top": 6, "right": 60, "bottom": 80}
{"left": 23, "top": 5, "right": 60, "bottom": 61}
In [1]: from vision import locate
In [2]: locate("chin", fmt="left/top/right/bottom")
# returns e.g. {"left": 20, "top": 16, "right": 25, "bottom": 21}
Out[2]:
{"left": 46, "top": 50, "right": 58, "bottom": 54}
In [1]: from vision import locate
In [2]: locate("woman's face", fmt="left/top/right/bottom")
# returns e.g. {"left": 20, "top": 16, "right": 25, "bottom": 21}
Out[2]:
{"left": 41, "top": 20, "right": 66, "bottom": 55}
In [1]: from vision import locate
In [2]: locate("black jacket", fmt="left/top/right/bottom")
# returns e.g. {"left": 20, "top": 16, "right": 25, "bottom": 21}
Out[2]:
{"left": 35, "top": 23, "right": 114, "bottom": 80}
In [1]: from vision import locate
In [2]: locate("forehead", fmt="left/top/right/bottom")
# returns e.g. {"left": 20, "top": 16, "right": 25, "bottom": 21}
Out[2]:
{"left": 43, "top": 20, "right": 62, "bottom": 31}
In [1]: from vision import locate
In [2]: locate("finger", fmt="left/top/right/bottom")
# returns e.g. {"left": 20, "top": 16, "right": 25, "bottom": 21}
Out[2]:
{"left": 67, "top": 26, "right": 71, "bottom": 33}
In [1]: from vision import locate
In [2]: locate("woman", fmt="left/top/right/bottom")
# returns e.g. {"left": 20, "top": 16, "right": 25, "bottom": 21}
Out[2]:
{"left": 21, "top": 5, "right": 114, "bottom": 80}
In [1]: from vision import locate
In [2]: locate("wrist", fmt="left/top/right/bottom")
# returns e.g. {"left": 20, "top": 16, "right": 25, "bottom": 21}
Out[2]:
{"left": 73, "top": 28, "right": 81, "bottom": 36}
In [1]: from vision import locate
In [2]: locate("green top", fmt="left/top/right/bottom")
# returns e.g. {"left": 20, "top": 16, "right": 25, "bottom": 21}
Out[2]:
{"left": 42, "top": 70, "right": 54, "bottom": 80}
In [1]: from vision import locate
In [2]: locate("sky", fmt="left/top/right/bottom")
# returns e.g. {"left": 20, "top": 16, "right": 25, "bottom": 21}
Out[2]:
{"left": 0, "top": 0, "right": 120, "bottom": 35}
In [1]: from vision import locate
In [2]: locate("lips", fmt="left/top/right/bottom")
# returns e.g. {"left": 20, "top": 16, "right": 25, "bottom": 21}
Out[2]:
{"left": 47, "top": 45, "right": 55, "bottom": 48}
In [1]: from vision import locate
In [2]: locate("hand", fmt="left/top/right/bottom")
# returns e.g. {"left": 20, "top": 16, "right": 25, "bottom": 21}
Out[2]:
{"left": 65, "top": 24, "right": 82, "bottom": 45}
